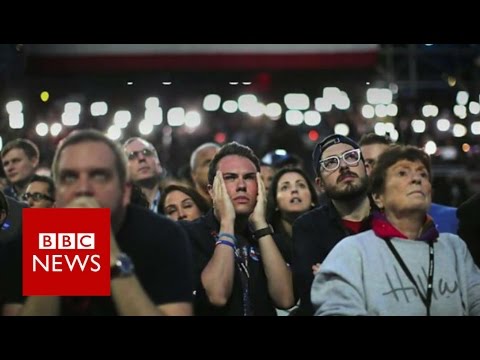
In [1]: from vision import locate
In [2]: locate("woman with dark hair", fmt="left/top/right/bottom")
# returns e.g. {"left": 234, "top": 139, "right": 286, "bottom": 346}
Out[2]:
{"left": 266, "top": 167, "right": 318, "bottom": 262}
{"left": 312, "top": 145, "right": 480, "bottom": 316}
{"left": 159, "top": 184, "right": 210, "bottom": 222}
{"left": 266, "top": 167, "right": 318, "bottom": 315}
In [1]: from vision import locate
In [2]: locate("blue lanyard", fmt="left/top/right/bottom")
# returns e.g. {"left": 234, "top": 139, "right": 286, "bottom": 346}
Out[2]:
{"left": 235, "top": 245, "right": 252, "bottom": 316}
{"left": 212, "top": 228, "right": 253, "bottom": 316}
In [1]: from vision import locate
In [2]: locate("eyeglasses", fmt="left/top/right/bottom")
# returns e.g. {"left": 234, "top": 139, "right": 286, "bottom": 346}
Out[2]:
{"left": 319, "top": 148, "right": 362, "bottom": 172}
{"left": 22, "top": 192, "right": 54, "bottom": 202}
{"left": 126, "top": 148, "right": 155, "bottom": 161}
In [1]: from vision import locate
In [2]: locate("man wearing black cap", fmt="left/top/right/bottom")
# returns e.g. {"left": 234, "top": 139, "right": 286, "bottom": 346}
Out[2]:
{"left": 291, "top": 134, "right": 372, "bottom": 316}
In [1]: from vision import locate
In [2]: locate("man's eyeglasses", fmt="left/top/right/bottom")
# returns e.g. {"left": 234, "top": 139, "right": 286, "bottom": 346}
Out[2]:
{"left": 126, "top": 148, "right": 155, "bottom": 161}
{"left": 22, "top": 192, "right": 54, "bottom": 202}
{"left": 319, "top": 148, "right": 362, "bottom": 172}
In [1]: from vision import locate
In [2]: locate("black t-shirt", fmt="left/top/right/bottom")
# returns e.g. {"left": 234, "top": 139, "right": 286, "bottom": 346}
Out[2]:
{"left": 180, "top": 209, "right": 289, "bottom": 316}
{"left": 4, "top": 204, "right": 194, "bottom": 315}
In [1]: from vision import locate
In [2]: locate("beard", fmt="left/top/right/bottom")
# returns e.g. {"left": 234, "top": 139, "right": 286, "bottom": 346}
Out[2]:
{"left": 324, "top": 175, "right": 369, "bottom": 201}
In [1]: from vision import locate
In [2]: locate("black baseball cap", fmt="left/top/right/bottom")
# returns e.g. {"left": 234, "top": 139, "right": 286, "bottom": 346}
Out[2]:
{"left": 312, "top": 134, "right": 360, "bottom": 176}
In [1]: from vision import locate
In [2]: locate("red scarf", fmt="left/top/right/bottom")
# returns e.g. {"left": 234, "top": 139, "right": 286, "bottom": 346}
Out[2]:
{"left": 371, "top": 211, "right": 439, "bottom": 242}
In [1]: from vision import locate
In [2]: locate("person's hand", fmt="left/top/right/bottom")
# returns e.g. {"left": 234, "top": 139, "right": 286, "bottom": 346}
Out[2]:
{"left": 249, "top": 173, "right": 268, "bottom": 229}
{"left": 211, "top": 171, "right": 236, "bottom": 224}
{"left": 109, "top": 228, "right": 121, "bottom": 266}
{"left": 312, "top": 263, "right": 321, "bottom": 275}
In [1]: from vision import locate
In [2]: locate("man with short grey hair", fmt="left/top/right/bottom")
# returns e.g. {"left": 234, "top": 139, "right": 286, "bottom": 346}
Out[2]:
{"left": 123, "top": 137, "right": 163, "bottom": 213}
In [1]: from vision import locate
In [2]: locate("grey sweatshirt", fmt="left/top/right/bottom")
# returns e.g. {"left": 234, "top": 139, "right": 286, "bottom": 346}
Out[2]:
{"left": 312, "top": 230, "right": 480, "bottom": 316}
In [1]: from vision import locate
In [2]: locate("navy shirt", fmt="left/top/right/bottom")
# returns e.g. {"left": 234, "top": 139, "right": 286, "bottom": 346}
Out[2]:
{"left": 180, "top": 209, "right": 289, "bottom": 316}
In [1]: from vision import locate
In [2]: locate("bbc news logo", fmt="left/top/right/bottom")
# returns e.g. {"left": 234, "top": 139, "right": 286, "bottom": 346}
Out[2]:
{"left": 34, "top": 233, "right": 100, "bottom": 272}
{"left": 23, "top": 208, "right": 111, "bottom": 296}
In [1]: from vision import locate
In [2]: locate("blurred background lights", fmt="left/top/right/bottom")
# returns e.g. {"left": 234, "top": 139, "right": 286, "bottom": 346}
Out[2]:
{"left": 424, "top": 140, "right": 437, "bottom": 155}
{"left": 334, "top": 123, "right": 349, "bottom": 136}
{"left": 40, "top": 91, "right": 50, "bottom": 102}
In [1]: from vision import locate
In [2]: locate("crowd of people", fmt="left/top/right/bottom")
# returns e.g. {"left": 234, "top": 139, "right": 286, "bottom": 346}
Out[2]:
{"left": 1, "top": 128, "right": 480, "bottom": 316}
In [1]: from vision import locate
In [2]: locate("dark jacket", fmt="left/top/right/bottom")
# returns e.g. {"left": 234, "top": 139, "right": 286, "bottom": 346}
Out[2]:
{"left": 292, "top": 200, "right": 371, "bottom": 316}
{"left": 458, "top": 193, "right": 480, "bottom": 266}
{"left": 0, "top": 195, "right": 27, "bottom": 309}
{"left": 1, "top": 195, "right": 28, "bottom": 242}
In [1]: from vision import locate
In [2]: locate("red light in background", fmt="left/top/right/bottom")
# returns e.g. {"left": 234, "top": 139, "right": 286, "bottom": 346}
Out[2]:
{"left": 253, "top": 72, "right": 272, "bottom": 92}
{"left": 214, "top": 132, "right": 227, "bottom": 144}
{"left": 308, "top": 130, "right": 319, "bottom": 142}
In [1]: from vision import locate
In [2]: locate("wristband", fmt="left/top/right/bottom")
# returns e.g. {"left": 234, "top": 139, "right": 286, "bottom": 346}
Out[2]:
{"left": 215, "top": 240, "right": 236, "bottom": 250}
{"left": 218, "top": 232, "right": 237, "bottom": 244}
{"left": 252, "top": 224, "right": 274, "bottom": 242}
